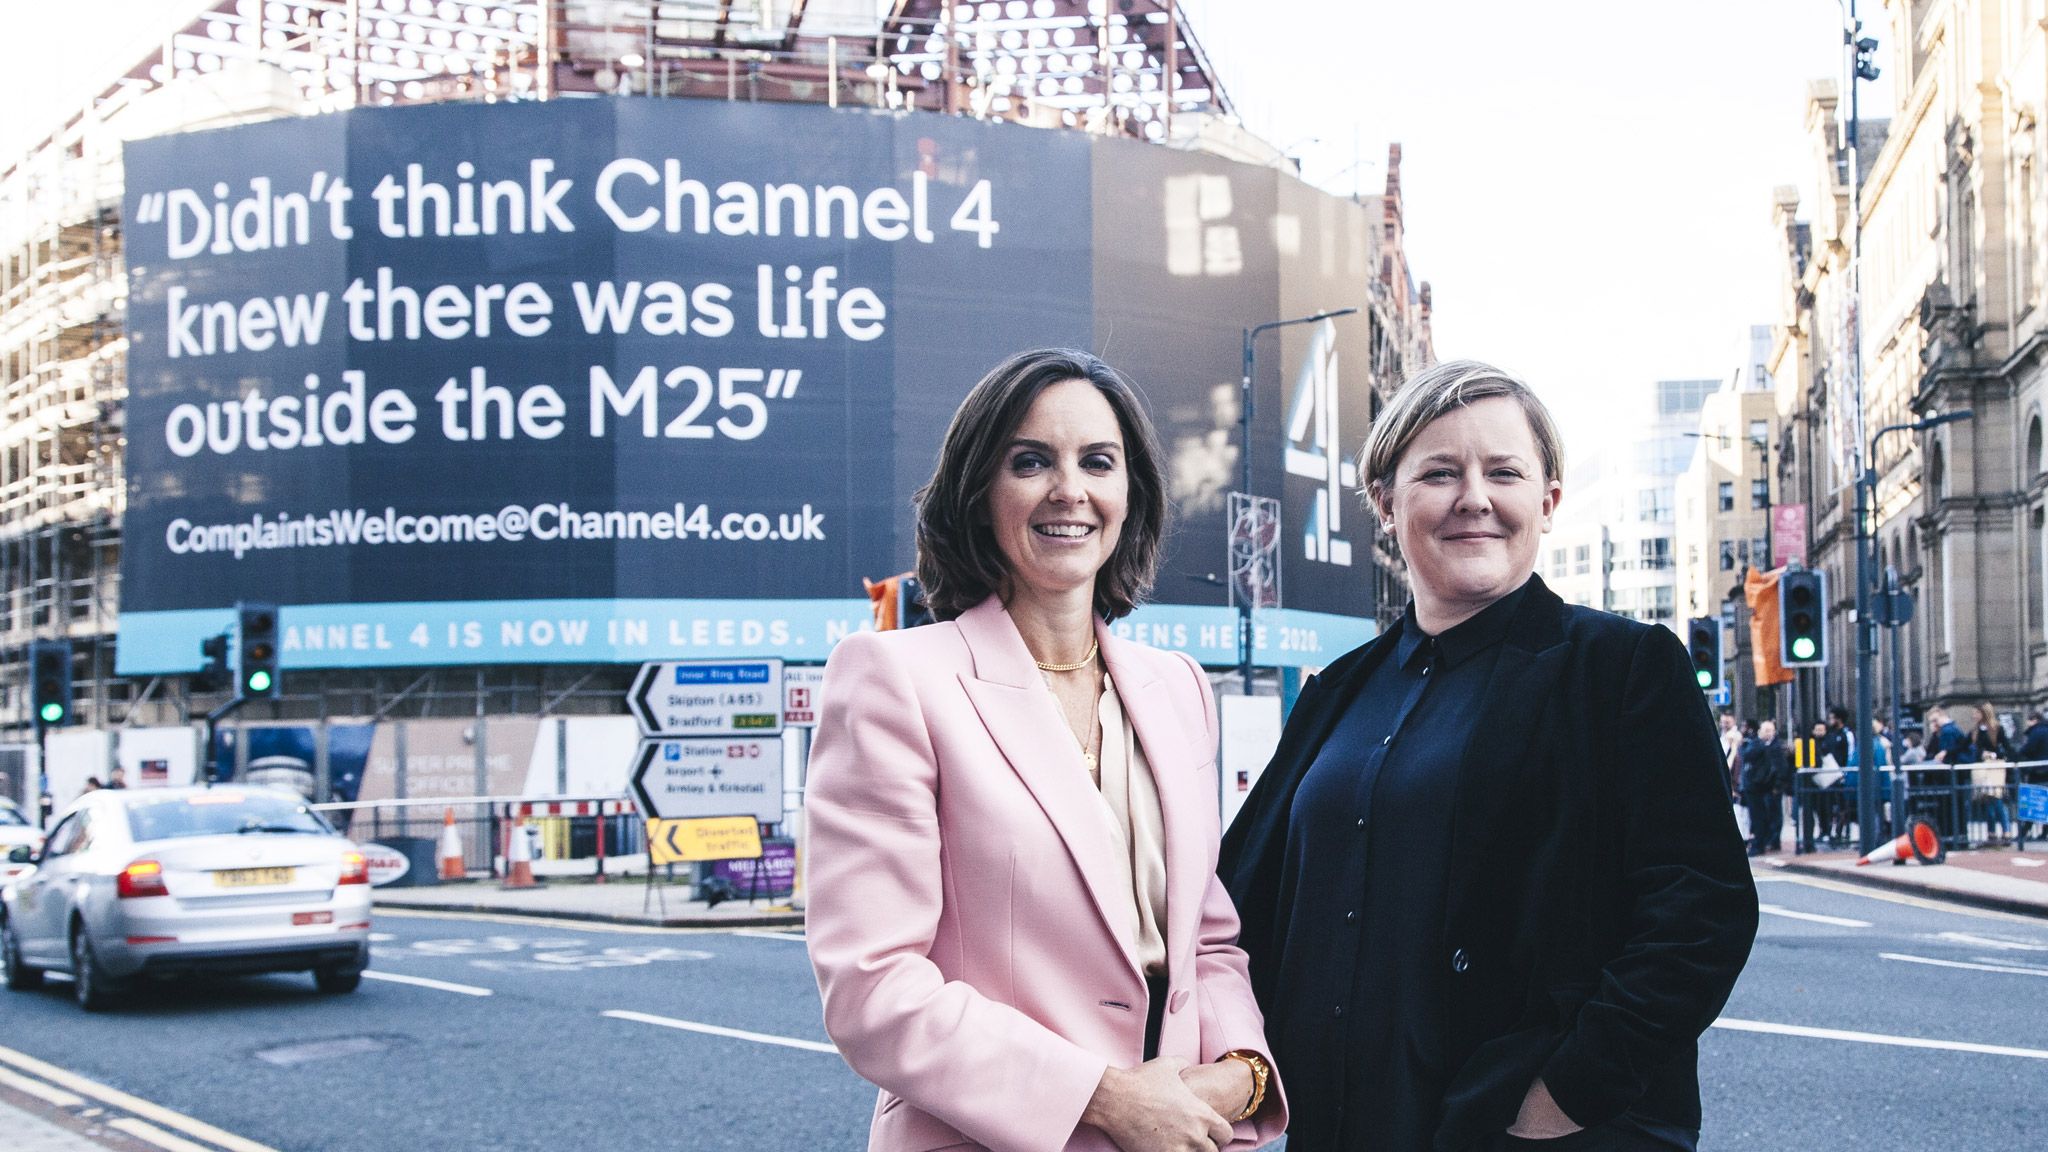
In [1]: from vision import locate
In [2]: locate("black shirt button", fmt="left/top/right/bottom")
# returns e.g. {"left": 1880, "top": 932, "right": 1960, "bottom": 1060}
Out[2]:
{"left": 1381, "top": 735, "right": 1392, "bottom": 746}
{"left": 1450, "top": 948, "right": 1471, "bottom": 974}
{"left": 1333, "top": 1005, "right": 1344, "bottom": 1017}
{"left": 1355, "top": 817, "right": 1365, "bottom": 829}
{"left": 1345, "top": 910, "right": 1357, "bottom": 922}
{"left": 1422, "top": 665, "right": 1431, "bottom": 675}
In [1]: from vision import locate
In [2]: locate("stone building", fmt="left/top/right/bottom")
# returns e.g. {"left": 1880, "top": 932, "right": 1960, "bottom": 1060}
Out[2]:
{"left": 1768, "top": 0, "right": 2048, "bottom": 732}
{"left": 1675, "top": 327, "right": 1778, "bottom": 716}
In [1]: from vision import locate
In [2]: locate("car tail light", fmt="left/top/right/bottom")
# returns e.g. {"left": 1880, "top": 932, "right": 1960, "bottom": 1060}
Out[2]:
{"left": 117, "top": 860, "right": 169, "bottom": 899}
{"left": 338, "top": 851, "right": 369, "bottom": 886}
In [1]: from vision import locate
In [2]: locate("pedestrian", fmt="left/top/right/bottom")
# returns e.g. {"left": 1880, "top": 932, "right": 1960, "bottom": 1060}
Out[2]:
{"left": 1739, "top": 721, "right": 1790, "bottom": 856}
{"left": 82, "top": 777, "right": 103, "bottom": 792}
{"left": 106, "top": 767, "right": 127, "bottom": 790}
{"left": 1720, "top": 714, "right": 1749, "bottom": 840}
{"left": 1925, "top": 706, "right": 1975, "bottom": 839}
{"left": 805, "top": 349, "right": 1284, "bottom": 1152}
{"left": 2018, "top": 709, "right": 2048, "bottom": 762}
{"left": 1971, "top": 702, "right": 2014, "bottom": 845}
{"left": 1217, "top": 359, "right": 1757, "bottom": 1152}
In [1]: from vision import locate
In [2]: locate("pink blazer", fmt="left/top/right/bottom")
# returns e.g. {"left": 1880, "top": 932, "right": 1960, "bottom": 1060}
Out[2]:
{"left": 806, "top": 597, "right": 1287, "bottom": 1152}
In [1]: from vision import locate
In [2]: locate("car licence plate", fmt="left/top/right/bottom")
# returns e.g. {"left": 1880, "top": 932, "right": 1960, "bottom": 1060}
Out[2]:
{"left": 213, "top": 867, "right": 295, "bottom": 887}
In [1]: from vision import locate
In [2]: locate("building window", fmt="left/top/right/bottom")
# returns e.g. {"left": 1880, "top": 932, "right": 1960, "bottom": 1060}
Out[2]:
{"left": 1718, "top": 482, "right": 1734, "bottom": 512}
{"left": 1573, "top": 544, "right": 1590, "bottom": 576}
{"left": 1748, "top": 419, "right": 1769, "bottom": 444}
{"left": 1751, "top": 479, "right": 1769, "bottom": 509}
{"left": 1720, "top": 541, "right": 1736, "bottom": 571}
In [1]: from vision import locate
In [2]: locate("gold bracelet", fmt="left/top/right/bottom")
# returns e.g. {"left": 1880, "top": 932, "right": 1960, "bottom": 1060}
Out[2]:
{"left": 1220, "top": 1049, "right": 1270, "bottom": 1122}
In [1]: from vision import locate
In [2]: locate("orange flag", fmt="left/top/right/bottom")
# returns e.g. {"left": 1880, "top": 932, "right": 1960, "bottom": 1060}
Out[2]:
{"left": 1744, "top": 566, "right": 1795, "bottom": 687}
{"left": 863, "top": 573, "right": 908, "bottom": 631}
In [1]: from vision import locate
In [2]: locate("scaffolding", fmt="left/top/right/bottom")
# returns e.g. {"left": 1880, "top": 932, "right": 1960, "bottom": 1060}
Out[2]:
{"left": 0, "top": 0, "right": 1430, "bottom": 748}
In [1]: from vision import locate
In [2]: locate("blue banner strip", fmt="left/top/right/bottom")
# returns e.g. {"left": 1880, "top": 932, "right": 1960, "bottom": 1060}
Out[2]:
{"left": 117, "top": 600, "right": 1374, "bottom": 673}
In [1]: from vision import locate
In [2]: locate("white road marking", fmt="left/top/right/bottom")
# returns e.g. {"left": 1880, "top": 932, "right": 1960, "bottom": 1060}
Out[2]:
{"left": 109, "top": 1117, "right": 218, "bottom": 1152}
{"left": 1881, "top": 952, "right": 2048, "bottom": 978}
{"left": 373, "top": 907, "right": 729, "bottom": 935}
{"left": 603, "top": 1009, "right": 839, "bottom": 1054}
{"left": 1934, "top": 931, "right": 2048, "bottom": 951}
{"left": 1713, "top": 1016, "right": 2048, "bottom": 1059}
{"left": 361, "top": 969, "right": 494, "bottom": 996}
{"left": 0, "top": 1065, "right": 85, "bottom": 1107}
{"left": 0, "top": 1043, "right": 282, "bottom": 1152}
{"left": 728, "top": 928, "right": 807, "bottom": 942}
{"left": 368, "top": 932, "right": 397, "bottom": 942}
{"left": 1758, "top": 904, "right": 1872, "bottom": 927}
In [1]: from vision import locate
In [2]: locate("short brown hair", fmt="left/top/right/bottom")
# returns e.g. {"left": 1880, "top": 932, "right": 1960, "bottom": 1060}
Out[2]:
{"left": 1361, "top": 358, "right": 1565, "bottom": 500}
{"left": 914, "top": 349, "right": 1167, "bottom": 622}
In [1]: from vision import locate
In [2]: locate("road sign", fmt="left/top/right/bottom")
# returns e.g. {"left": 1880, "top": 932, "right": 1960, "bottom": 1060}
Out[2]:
{"left": 647, "top": 816, "right": 764, "bottom": 864}
{"left": 629, "top": 659, "right": 784, "bottom": 738}
{"left": 629, "top": 738, "right": 782, "bottom": 822}
{"left": 784, "top": 665, "right": 824, "bottom": 728}
{"left": 359, "top": 842, "right": 411, "bottom": 887}
{"left": 2021, "top": 784, "right": 2048, "bottom": 825}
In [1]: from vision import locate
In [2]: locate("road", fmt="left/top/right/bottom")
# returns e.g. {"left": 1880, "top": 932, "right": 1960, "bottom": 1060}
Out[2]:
{"left": 1, "top": 870, "right": 2045, "bottom": 1151}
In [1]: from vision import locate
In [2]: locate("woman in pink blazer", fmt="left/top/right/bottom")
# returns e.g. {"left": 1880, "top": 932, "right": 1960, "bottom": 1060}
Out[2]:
{"left": 807, "top": 349, "right": 1285, "bottom": 1152}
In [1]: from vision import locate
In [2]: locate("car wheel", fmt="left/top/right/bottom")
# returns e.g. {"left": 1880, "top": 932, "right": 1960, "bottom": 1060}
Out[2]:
{"left": 313, "top": 965, "right": 362, "bottom": 994}
{"left": 1, "top": 921, "right": 43, "bottom": 991}
{"left": 70, "top": 929, "right": 120, "bottom": 1012}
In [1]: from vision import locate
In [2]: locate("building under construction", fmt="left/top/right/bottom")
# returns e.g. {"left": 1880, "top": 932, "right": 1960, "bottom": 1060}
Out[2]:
{"left": 0, "top": 0, "right": 1435, "bottom": 804}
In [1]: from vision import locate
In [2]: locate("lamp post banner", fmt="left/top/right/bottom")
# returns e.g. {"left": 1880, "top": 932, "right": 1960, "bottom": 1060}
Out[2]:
{"left": 1771, "top": 504, "right": 1808, "bottom": 567}
{"left": 119, "top": 101, "right": 1379, "bottom": 672}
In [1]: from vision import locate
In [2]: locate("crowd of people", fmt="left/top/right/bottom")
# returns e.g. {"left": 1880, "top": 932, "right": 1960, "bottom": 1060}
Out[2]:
{"left": 1717, "top": 703, "right": 2048, "bottom": 854}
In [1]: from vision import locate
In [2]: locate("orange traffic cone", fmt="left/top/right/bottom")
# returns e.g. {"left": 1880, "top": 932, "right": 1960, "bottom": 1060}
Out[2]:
{"left": 1857, "top": 821, "right": 1943, "bottom": 866}
{"left": 500, "top": 817, "right": 538, "bottom": 889}
{"left": 438, "top": 808, "right": 465, "bottom": 881}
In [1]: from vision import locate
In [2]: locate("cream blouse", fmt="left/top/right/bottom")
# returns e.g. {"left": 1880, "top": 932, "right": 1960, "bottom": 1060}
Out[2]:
{"left": 1095, "top": 675, "right": 1169, "bottom": 977}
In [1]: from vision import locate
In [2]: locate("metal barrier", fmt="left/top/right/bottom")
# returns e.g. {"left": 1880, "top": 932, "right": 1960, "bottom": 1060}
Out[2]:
{"left": 1790, "top": 760, "right": 2048, "bottom": 854}
{"left": 312, "top": 795, "right": 642, "bottom": 880}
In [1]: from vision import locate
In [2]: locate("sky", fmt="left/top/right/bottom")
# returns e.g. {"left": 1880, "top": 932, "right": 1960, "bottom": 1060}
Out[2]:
{"left": 2, "top": 1, "right": 1873, "bottom": 459}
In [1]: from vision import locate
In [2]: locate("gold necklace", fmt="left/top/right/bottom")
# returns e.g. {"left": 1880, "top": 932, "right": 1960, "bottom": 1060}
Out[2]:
{"left": 1033, "top": 637, "right": 1099, "bottom": 673}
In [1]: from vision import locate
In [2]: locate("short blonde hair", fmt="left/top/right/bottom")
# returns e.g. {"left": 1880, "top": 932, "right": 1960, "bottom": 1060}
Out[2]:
{"left": 1361, "top": 359, "right": 1565, "bottom": 497}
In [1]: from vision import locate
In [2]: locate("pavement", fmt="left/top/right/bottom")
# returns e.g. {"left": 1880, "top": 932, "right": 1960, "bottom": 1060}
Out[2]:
{"left": 375, "top": 845, "right": 2048, "bottom": 931}
{"left": 0, "top": 1099, "right": 111, "bottom": 1152}
{"left": 371, "top": 874, "right": 805, "bottom": 927}
{"left": 1769, "top": 841, "right": 2048, "bottom": 917}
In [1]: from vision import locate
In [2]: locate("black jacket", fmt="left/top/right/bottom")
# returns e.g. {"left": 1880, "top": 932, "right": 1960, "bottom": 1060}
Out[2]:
{"left": 1218, "top": 577, "right": 1758, "bottom": 1152}
{"left": 1738, "top": 737, "right": 1790, "bottom": 795}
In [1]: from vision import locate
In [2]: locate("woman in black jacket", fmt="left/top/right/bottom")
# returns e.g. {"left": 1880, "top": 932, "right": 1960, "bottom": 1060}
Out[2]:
{"left": 1218, "top": 360, "right": 1758, "bottom": 1152}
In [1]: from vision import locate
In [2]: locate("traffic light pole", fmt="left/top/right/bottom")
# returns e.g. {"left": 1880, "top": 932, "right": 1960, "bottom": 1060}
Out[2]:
{"left": 203, "top": 695, "right": 249, "bottom": 785}
{"left": 1853, "top": 463, "right": 1880, "bottom": 855}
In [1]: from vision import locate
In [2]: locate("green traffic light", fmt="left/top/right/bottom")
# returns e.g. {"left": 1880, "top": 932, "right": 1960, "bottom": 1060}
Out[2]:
{"left": 1791, "top": 637, "right": 1816, "bottom": 661}
{"left": 38, "top": 702, "right": 65, "bottom": 724}
{"left": 247, "top": 669, "right": 273, "bottom": 693}
{"left": 1696, "top": 670, "right": 1713, "bottom": 688}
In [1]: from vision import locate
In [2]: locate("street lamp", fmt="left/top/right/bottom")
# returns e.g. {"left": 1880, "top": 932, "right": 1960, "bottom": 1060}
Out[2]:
{"left": 1854, "top": 409, "right": 1971, "bottom": 854}
{"left": 1239, "top": 307, "right": 1358, "bottom": 694}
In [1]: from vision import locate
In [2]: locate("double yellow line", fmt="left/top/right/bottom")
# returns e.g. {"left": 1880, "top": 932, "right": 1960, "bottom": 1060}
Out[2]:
{"left": 0, "top": 1043, "right": 279, "bottom": 1152}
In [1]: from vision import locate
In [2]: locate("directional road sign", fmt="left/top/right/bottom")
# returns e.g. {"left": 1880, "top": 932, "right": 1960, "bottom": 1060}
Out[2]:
{"left": 646, "top": 816, "right": 764, "bottom": 865}
{"left": 629, "top": 738, "right": 783, "bottom": 822}
{"left": 783, "top": 665, "right": 824, "bottom": 728}
{"left": 629, "top": 659, "right": 784, "bottom": 738}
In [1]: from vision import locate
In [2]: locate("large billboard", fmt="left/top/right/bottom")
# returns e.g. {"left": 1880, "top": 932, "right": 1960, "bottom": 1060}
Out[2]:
{"left": 119, "top": 101, "right": 1383, "bottom": 673}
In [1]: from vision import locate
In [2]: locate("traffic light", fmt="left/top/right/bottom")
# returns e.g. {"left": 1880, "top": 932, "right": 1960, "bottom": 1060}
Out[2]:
{"left": 192, "top": 632, "right": 230, "bottom": 693}
{"left": 1687, "top": 617, "right": 1723, "bottom": 692}
{"left": 29, "top": 640, "right": 73, "bottom": 730}
{"left": 1779, "top": 569, "right": 1828, "bottom": 667}
{"left": 235, "top": 601, "right": 281, "bottom": 698}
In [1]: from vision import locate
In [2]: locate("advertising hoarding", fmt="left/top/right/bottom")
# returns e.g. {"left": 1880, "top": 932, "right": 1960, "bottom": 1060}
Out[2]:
{"left": 120, "top": 101, "right": 1384, "bottom": 673}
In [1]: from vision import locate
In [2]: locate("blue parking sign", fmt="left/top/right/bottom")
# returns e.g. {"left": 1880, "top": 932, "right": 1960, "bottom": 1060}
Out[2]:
{"left": 2020, "top": 784, "right": 2048, "bottom": 824}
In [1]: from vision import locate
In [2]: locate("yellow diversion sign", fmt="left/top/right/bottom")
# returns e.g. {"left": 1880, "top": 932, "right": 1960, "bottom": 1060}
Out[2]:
{"left": 647, "top": 816, "right": 763, "bottom": 865}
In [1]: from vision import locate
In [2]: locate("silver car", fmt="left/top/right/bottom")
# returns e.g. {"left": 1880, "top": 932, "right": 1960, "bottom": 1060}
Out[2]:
{"left": 0, "top": 799, "right": 41, "bottom": 888}
{"left": 1, "top": 785, "right": 372, "bottom": 1010}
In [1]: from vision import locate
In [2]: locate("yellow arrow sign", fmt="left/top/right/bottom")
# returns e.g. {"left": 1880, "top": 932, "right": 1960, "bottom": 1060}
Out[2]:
{"left": 647, "top": 816, "right": 763, "bottom": 865}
